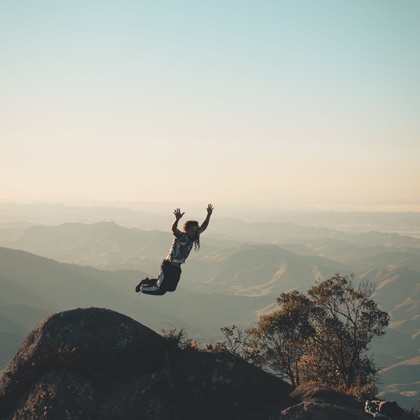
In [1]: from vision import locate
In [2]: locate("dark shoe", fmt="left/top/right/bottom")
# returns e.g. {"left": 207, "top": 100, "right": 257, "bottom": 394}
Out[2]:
{"left": 135, "top": 277, "right": 149, "bottom": 293}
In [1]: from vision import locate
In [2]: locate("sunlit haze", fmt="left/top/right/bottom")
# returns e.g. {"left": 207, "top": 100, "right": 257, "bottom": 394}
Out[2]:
{"left": 1, "top": 1, "right": 419, "bottom": 211}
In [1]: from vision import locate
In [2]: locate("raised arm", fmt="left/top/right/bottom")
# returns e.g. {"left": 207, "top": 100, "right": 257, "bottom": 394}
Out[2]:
{"left": 172, "top": 208, "right": 184, "bottom": 235}
{"left": 199, "top": 204, "right": 214, "bottom": 234}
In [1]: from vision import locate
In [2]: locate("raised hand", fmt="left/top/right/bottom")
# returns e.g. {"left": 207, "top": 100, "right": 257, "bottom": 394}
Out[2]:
{"left": 206, "top": 204, "right": 214, "bottom": 215}
{"left": 173, "top": 208, "right": 185, "bottom": 220}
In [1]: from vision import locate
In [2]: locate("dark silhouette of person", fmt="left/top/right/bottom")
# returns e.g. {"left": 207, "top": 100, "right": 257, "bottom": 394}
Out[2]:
{"left": 135, "top": 204, "right": 214, "bottom": 296}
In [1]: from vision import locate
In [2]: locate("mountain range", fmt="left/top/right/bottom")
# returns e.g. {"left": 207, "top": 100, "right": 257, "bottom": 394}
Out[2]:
{"left": 0, "top": 214, "right": 419, "bottom": 409}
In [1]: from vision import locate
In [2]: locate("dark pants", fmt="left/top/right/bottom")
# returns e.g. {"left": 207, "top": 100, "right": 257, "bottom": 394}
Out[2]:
{"left": 141, "top": 260, "right": 182, "bottom": 296}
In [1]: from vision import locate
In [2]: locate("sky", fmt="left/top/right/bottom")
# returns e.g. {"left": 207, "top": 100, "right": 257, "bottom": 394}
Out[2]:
{"left": 1, "top": 0, "right": 420, "bottom": 211}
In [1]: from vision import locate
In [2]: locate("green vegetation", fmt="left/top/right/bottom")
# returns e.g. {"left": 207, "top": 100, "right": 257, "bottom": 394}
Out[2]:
{"left": 221, "top": 274, "right": 390, "bottom": 396}
{"left": 162, "top": 326, "right": 198, "bottom": 351}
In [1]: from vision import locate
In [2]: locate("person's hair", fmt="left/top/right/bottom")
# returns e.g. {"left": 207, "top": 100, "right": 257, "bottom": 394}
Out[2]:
{"left": 184, "top": 220, "right": 200, "bottom": 250}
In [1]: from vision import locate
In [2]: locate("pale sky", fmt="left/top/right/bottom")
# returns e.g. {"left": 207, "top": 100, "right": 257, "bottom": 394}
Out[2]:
{"left": 1, "top": 1, "right": 420, "bottom": 210}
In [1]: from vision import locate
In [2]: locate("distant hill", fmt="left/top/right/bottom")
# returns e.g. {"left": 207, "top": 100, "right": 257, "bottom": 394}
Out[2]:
{"left": 1, "top": 202, "right": 419, "bottom": 236}
{"left": 0, "top": 221, "right": 33, "bottom": 242}
{"left": 5, "top": 220, "right": 419, "bottom": 273}
{"left": 4, "top": 221, "right": 233, "bottom": 272}
{"left": 378, "top": 357, "right": 420, "bottom": 410}
{"left": 381, "top": 356, "right": 420, "bottom": 384}
{"left": 301, "top": 233, "right": 420, "bottom": 268}
{"left": 0, "top": 202, "right": 169, "bottom": 229}
{"left": 0, "top": 332, "right": 23, "bottom": 370}
{"left": 6, "top": 222, "right": 171, "bottom": 271}
{"left": 190, "top": 243, "right": 352, "bottom": 296}
{"left": 1, "top": 218, "right": 419, "bottom": 410}
{"left": 0, "top": 304, "right": 51, "bottom": 336}
{"left": 369, "top": 268, "right": 420, "bottom": 324}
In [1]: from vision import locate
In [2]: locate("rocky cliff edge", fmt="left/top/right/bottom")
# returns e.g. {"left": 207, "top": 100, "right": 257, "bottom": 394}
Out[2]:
{"left": 0, "top": 307, "right": 413, "bottom": 420}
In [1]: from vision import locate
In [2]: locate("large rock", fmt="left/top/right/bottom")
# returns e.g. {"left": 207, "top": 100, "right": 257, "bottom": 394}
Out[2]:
{"left": 273, "top": 384, "right": 370, "bottom": 419}
{"left": 0, "top": 307, "right": 292, "bottom": 419}
{"left": 273, "top": 384, "right": 415, "bottom": 420}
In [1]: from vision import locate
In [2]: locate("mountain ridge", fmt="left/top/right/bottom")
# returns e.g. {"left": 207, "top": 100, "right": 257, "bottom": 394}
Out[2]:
{"left": 0, "top": 218, "right": 419, "bottom": 410}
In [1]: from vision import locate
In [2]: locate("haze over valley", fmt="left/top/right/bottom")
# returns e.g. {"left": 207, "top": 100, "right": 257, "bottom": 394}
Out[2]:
{"left": 0, "top": 202, "right": 419, "bottom": 409}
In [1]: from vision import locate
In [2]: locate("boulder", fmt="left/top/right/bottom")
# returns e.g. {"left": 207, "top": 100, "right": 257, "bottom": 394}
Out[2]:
{"left": 0, "top": 307, "right": 291, "bottom": 419}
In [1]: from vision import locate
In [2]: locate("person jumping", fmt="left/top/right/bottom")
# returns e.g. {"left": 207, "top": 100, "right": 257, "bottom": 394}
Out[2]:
{"left": 135, "top": 204, "right": 214, "bottom": 296}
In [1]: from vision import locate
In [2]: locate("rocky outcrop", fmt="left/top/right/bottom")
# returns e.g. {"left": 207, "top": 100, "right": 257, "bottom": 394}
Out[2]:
{"left": 273, "top": 384, "right": 369, "bottom": 419}
{"left": 0, "top": 307, "right": 412, "bottom": 420}
{"left": 0, "top": 307, "right": 291, "bottom": 419}
{"left": 273, "top": 384, "right": 416, "bottom": 419}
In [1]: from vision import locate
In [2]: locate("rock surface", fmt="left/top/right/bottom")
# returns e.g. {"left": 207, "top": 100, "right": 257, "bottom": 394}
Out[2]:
{"left": 0, "top": 307, "right": 413, "bottom": 420}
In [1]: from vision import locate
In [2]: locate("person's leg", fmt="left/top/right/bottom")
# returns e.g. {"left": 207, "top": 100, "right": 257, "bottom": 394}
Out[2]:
{"left": 140, "top": 260, "right": 182, "bottom": 295}
{"left": 141, "top": 288, "right": 167, "bottom": 296}
{"left": 165, "top": 265, "right": 182, "bottom": 292}
{"left": 140, "top": 260, "right": 168, "bottom": 295}
{"left": 135, "top": 277, "right": 157, "bottom": 293}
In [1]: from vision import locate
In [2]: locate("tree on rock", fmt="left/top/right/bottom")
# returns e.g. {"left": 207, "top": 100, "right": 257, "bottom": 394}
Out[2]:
{"left": 229, "top": 274, "right": 390, "bottom": 394}
{"left": 247, "top": 290, "right": 314, "bottom": 387}
{"left": 299, "top": 274, "right": 389, "bottom": 391}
